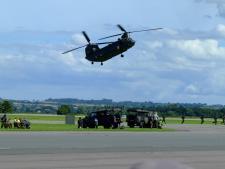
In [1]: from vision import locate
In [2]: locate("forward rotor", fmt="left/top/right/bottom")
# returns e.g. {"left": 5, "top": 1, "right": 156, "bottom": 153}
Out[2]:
{"left": 62, "top": 31, "right": 113, "bottom": 54}
{"left": 82, "top": 31, "right": 90, "bottom": 44}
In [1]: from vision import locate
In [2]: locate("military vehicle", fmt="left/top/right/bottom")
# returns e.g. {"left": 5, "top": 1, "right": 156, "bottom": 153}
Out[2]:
{"left": 126, "top": 109, "right": 162, "bottom": 128}
{"left": 82, "top": 110, "right": 121, "bottom": 129}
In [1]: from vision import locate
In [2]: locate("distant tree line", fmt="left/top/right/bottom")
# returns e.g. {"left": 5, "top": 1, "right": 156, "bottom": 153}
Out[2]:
{"left": 4, "top": 98, "right": 225, "bottom": 118}
{"left": 146, "top": 104, "right": 225, "bottom": 118}
{"left": 60, "top": 104, "right": 225, "bottom": 118}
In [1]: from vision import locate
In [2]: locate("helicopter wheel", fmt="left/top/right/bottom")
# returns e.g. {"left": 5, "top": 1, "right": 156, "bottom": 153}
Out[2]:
{"left": 101, "top": 62, "right": 103, "bottom": 66}
{"left": 121, "top": 54, "right": 124, "bottom": 57}
{"left": 91, "top": 61, "right": 94, "bottom": 64}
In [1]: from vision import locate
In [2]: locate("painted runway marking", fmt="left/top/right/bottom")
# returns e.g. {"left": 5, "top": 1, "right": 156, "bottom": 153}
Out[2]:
{"left": 0, "top": 147, "right": 10, "bottom": 150}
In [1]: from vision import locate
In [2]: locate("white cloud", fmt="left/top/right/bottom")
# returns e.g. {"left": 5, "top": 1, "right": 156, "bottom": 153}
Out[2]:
{"left": 161, "top": 28, "right": 179, "bottom": 36}
{"left": 185, "top": 84, "right": 199, "bottom": 94}
{"left": 71, "top": 33, "right": 87, "bottom": 45}
{"left": 196, "top": 0, "right": 225, "bottom": 18}
{"left": 208, "top": 68, "right": 225, "bottom": 95}
{"left": 216, "top": 24, "right": 225, "bottom": 36}
{"left": 146, "top": 41, "right": 163, "bottom": 50}
{"left": 168, "top": 39, "right": 225, "bottom": 60}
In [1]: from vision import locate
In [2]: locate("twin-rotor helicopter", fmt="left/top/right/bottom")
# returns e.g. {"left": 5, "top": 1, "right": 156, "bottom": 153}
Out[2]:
{"left": 62, "top": 24, "right": 162, "bottom": 65}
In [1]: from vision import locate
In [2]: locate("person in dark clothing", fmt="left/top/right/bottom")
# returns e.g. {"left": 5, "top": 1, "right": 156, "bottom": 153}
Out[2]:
{"left": 200, "top": 115, "right": 204, "bottom": 124}
{"left": 221, "top": 115, "right": 225, "bottom": 125}
{"left": 77, "top": 117, "right": 83, "bottom": 128}
{"left": 162, "top": 115, "right": 166, "bottom": 124}
{"left": 82, "top": 116, "right": 88, "bottom": 128}
{"left": 21, "top": 119, "right": 30, "bottom": 129}
{"left": 181, "top": 115, "right": 185, "bottom": 124}
{"left": 213, "top": 116, "right": 217, "bottom": 125}
{"left": 1, "top": 114, "right": 7, "bottom": 128}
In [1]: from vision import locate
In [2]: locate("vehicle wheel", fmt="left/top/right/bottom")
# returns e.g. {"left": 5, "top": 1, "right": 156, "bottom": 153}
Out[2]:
{"left": 128, "top": 123, "right": 135, "bottom": 128}
{"left": 104, "top": 124, "right": 111, "bottom": 129}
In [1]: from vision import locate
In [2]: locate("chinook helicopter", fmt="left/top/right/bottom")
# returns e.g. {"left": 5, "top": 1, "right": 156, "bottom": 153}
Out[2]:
{"left": 62, "top": 24, "right": 162, "bottom": 65}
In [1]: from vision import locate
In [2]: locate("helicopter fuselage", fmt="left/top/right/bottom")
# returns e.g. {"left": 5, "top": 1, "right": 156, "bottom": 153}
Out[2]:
{"left": 62, "top": 25, "right": 162, "bottom": 65}
{"left": 85, "top": 37, "right": 135, "bottom": 62}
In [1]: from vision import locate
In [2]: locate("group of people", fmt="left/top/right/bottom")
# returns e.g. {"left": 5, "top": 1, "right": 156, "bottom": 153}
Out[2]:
{"left": 0, "top": 114, "right": 31, "bottom": 129}
{"left": 201, "top": 115, "right": 225, "bottom": 125}
{"left": 13, "top": 117, "right": 31, "bottom": 129}
{"left": 160, "top": 115, "right": 225, "bottom": 125}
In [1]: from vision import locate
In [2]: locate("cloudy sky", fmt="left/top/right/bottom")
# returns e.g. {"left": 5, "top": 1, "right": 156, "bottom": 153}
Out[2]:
{"left": 0, "top": 0, "right": 225, "bottom": 104}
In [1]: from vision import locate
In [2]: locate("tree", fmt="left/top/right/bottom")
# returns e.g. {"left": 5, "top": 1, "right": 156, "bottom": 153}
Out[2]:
{"left": 57, "top": 105, "right": 72, "bottom": 115}
{"left": 0, "top": 100, "right": 13, "bottom": 114}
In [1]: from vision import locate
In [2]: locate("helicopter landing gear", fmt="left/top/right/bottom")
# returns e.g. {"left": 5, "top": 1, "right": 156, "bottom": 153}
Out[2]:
{"left": 121, "top": 54, "right": 124, "bottom": 57}
{"left": 101, "top": 62, "right": 103, "bottom": 66}
{"left": 91, "top": 61, "right": 94, "bottom": 64}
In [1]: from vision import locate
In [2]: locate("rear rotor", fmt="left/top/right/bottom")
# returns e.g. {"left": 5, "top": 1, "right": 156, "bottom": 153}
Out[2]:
{"left": 99, "top": 24, "right": 163, "bottom": 40}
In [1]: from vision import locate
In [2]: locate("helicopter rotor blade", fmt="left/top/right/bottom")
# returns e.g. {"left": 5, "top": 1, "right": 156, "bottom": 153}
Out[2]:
{"left": 99, "top": 27, "right": 163, "bottom": 40}
{"left": 82, "top": 31, "right": 91, "bottom": 43}
{"left": 98, "top": 33, "right": 123, "bottom": 40}
{"left": 62, "top": 44, "right": 87, "bottom": 54}
{"left": 96, "top": 42, "right": 114, "bottom": 45}
{"left": 117, "top": 24, "right": 127, "bottom": 32}
{"left": 128, "top": 28, "right": 163, "bottom": 34}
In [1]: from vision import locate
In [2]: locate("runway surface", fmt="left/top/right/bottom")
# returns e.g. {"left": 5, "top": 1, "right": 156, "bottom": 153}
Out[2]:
{"left": 0, "top": 124, "right": 225, "bottom": 169}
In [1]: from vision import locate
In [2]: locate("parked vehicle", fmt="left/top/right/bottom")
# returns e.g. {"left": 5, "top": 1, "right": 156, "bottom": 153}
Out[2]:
{"left": 126, "top": 109, "right": 162, "bottom": 128}
{"left": 83, "top": 110, "right": 121, "bottom": 129}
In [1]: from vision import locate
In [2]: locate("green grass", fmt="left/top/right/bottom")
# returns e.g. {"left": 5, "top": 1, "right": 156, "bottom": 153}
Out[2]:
{"left": 5, "top": 114, "right": 86, "bottom": 121}
{"left": 165, "top": 118, "right": 223, "bottom": 125}
{"left": 1, "top": 114, "right": 223, "bottom": 132}
{"left": 7, "top": 114, "right": 65, "bottom": 121}
{"left": 4, "top": 114, "right": 224, "bottom": 125}
{"left": 0, "top": 123, "right": 174, "bottom": 132}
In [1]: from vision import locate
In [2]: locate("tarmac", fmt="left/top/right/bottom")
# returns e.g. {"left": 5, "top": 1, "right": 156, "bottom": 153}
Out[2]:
{"left": 0, "top": 124, "right": 225, "bottom": 169}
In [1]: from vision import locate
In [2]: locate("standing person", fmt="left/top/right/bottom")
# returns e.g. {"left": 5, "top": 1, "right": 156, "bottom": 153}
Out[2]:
{"left": 77, "top": 117, "right": 82, "bottom": 129}
{"left": 148, "top": 112, "right": 153, "bottom": 128}
{"left": 162, "top": 115, "right": 166, "bottom": 124}
{"left": 144, "top": 115, "right": 149, "bottom": 127}
{"left": 181, "top": 115, "right": 185, "bottom": 124}
{"left": 213, "top": 116, "right": 217, "bottom": 125}
{"left": 153, "top": 112, "right": 159, "bottom": 128}
{"left": 94, "top": 118, "right": 98, "bottom": 129}
{"left": 221, "top": 115, "right": 225, "bottom": 125}
{"left": 6, "top": 118, "right": 12, "bottom": 128}
{"left": 14, "top": 117, "right": 18, "bottom": 128}
{"left": 200, "top": 115, "right": 204, "bottom": 124}
{"left": 1, "top": 114, "right": 7, "bottom": 128}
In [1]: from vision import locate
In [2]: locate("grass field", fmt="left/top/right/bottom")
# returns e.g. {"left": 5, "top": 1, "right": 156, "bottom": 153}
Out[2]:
{"left": 165, "top": 118, "right": 224, "bottom": 125}
{"left": 0, "top": 114, "right": 224, "bottom": 131}
{"left": 7, "top": 114, "right": 65, "bottom": 121}
{"left": 5, "top": 114, "right": 224, "bottom": 124}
